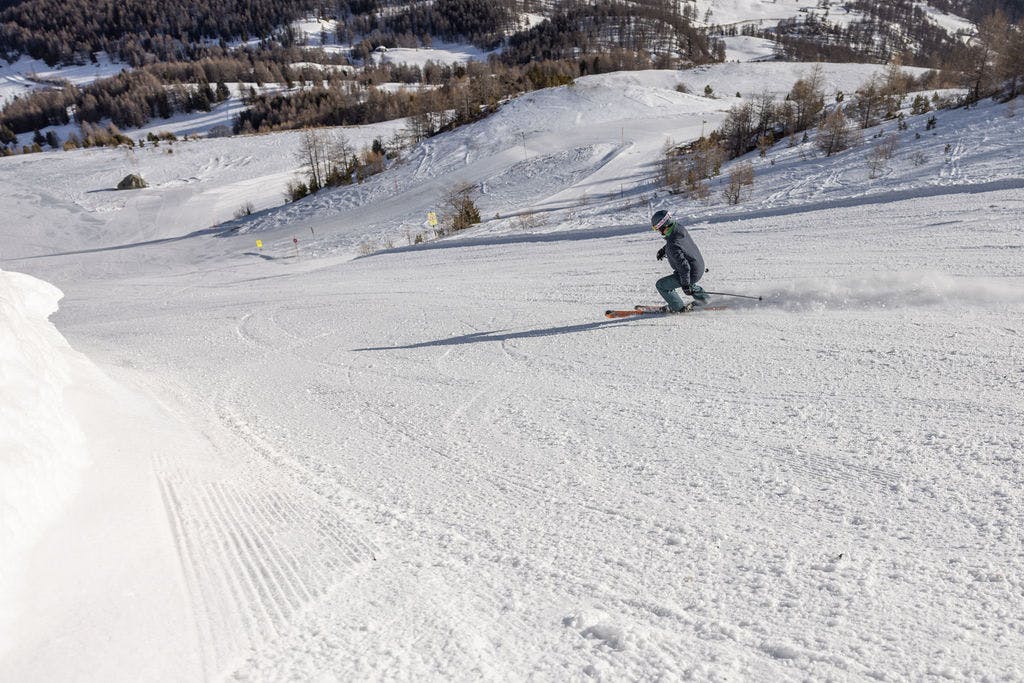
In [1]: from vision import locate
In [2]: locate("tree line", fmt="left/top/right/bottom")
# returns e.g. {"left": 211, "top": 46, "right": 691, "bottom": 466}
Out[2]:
{"left": 345, "top": 0, "right": 518, "bottom": 51}
{"left": 0, "top": 0, "right": 315, "bottom": 65}
{"left": 0, "top": 0, "right": 530, "bottom": 66}
{"left": 233, "top": 57, "right": 606, "bottom": 134}
{"left": 926, "top": 0, "right": 1024, "bottom": 23}
{"left": 1, "top": 30, "right": 703, "bottom": 140}
{"left": 0, "top": 50, "right": 321, "bottom": 133}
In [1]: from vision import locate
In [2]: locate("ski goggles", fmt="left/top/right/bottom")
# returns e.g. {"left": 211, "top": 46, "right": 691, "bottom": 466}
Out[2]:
{"left": 652, "top": 213, "right": 673, "bottom": 231}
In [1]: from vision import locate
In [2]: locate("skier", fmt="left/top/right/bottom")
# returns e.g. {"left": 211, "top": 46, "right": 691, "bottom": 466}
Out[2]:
{"left": 651, "top": 209, "right": 709, "bottom": 312}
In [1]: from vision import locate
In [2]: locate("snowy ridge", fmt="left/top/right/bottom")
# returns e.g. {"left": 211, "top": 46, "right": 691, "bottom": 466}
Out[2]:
{"left": 0, "top": 269, "right": 88, "bottom": 655}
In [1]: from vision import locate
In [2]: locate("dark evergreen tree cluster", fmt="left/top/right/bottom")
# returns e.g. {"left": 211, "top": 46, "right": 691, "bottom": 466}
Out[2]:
{"left": 346, "top": 0, "right": 517, "bottom": 50}
{"left": 0, "top": 49, "right": 350, "bottom": 134}
{"left": 502, "top": 0, "right": 712, "bottom": 66}
{"left": 234, "top": 58, "right": 554, "bottom": 133}
{"left": 926, "top": 0, "right": 1024, "bottom": 22}
{"left": 0, "top": 0, "right": 312, "bottom": 65}
{"left": 765, "top": 1, "right": 963, "bottom": 67}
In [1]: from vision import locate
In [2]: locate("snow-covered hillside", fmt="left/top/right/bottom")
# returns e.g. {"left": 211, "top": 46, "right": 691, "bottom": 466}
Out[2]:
{"left": 231, "top": 63, "right": 924, "bottom": 255}
{"left": 694, "top": 0, "right": 973, "bottom": 34}
{"left": 0, "top": 62, "right": 1021, "bottom": 680}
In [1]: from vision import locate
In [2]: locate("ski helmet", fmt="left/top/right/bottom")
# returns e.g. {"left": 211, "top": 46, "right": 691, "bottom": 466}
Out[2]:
{"left": 651, "top": 209, "right": 672, "bottom": 232}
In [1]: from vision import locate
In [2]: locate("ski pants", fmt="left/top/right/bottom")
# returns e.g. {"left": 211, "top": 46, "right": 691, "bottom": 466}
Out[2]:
{"left": 656, "top": 273, "right": 689, "bottom": 311}
{"left": 656, "top": 273, "right": 707, "bottom": 311}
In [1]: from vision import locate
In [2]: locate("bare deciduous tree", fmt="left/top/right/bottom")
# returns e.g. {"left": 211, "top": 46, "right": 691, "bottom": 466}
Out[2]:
{"left": 866, "top": 135, "right": 899, "bottom": 178}
{"left": 816, "top": 108, "right": 856, "bottom": 157}
{"left": 722, "top": 161, "right": 754, "bottom": 205}
{"left": 790, "top": 64, "right": 826, "bottom": 132}
{"left": 297, "top": 129, "right": 330, "bottom": 191}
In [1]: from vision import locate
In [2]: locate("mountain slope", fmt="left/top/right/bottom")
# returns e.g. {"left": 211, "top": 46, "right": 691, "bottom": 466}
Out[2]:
{"left": 0, "top": 66, "right": 1022, "bottom": 680}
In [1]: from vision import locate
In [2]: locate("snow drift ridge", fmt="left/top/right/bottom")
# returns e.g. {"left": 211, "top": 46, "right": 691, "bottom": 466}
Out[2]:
{"left": 0, "top": 269, "right": 90, "bottom": 656}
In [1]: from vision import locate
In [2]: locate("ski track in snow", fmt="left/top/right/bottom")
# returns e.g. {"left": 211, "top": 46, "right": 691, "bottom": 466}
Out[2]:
{"left": 1, "top": 66, "right": 1023, "bottom": 680}
{"left": 137, "top": 358, "right": 382, "bottom": 677}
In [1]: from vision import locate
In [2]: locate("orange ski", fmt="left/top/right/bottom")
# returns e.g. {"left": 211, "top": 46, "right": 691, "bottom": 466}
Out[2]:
{"left": 604, "top": 305, "right": 728, "bottom": 319}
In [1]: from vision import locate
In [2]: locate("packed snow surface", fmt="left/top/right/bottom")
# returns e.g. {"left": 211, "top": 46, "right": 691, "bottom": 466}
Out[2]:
{"left": 0, "top": 64, "right": 1022, "bottom": 680}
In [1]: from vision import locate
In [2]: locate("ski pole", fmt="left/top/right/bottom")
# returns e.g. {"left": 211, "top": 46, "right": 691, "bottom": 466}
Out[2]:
{"left": 702, "top": 290, "right": 763, "bottom": 301}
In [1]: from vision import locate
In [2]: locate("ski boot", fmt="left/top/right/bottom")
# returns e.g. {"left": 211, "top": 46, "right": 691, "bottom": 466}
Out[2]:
{"left": 688, "top": 284, "right": 710, "bottom": 306}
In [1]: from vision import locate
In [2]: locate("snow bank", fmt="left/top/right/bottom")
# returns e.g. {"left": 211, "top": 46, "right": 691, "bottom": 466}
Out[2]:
{"left": 0, "top": 268, "right": 89, "bottom": 654}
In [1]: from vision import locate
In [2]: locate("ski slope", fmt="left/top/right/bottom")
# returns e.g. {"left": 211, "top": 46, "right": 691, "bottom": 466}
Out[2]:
{"left": 1, "top": 63, "right": 1022, "bottom": 680}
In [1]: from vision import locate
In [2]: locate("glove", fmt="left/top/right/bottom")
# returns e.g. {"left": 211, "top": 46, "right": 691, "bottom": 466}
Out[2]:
{"left": 656, "top": 247, "right": 666, "bottom": 261}
{"left": 682, "top": 285, "right": 693, "bottom": 295}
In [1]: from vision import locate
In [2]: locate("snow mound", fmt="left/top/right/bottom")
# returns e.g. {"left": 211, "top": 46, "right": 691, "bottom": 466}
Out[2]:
{"left": 760, "top": 272, "right": 1024, "bottom": 311}
{"left": 563, "top": 610, "right": 629, "bottom": 651}
{"left": 0, "top": 268, "right": 89, "bottom": 652}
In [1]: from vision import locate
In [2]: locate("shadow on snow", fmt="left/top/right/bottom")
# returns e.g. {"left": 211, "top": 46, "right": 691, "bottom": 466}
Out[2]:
{"left": 354, "top": 318, "right": 635, "bottom": 350}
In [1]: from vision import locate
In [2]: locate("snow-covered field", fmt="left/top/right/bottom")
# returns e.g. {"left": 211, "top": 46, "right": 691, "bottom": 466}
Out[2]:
{"left": 914, "top": 2, "right": 975, "bottom": 36}
{"left": 375, "top": 42, "right": 494, "bottom": 68}
{"left": 1, "top": 63, "right": 1022, "bottom": 680}
{"left": 0, "top": 54, "right": 123, "bottom": 106}
{"left": 720, "top": 35, "right": 778, "bottom": 62}
{"left": 695, "top": 0, "right": 861, "bottom": 28}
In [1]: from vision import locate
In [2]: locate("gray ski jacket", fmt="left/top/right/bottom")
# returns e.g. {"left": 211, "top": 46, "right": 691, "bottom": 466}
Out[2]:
{"left": 663, "top": 224, "right": 705, "bottom": 287}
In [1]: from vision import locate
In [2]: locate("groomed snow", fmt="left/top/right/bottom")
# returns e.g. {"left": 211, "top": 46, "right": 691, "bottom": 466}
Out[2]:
{"left": 0, "top": 63, "right": 1022, "bottom": 679}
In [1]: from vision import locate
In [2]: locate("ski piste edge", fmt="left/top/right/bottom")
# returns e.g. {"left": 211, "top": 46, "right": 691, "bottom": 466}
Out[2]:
{"left": 604, "top": 305, "right": 729, "bottom": 319}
